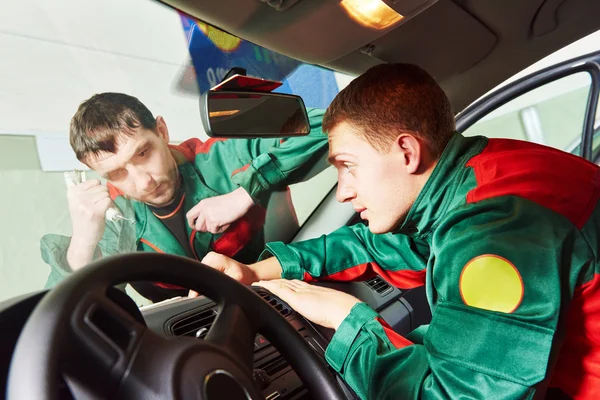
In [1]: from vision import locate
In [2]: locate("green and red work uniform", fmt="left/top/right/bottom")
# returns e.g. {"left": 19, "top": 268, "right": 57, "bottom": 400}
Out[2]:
{"left": 41, "top": 108, "right": 328, "bottom": 302}
{"left": 261, "top": 132, "right": 600, "bottom": 399}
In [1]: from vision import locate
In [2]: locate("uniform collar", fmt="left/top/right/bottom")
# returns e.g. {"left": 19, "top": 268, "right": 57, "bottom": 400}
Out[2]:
{"left": 394, "top": 132, "right": 487, "bottom": 238}
{"left": 128, "top": 162, "right": 217, "bottom": 254}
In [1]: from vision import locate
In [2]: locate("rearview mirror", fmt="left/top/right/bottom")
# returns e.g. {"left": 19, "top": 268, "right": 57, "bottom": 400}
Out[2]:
{"left": 200, "top": 91, "right": 310, "bottom": 138}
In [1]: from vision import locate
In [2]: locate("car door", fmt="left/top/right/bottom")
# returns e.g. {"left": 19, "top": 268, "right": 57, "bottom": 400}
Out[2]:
{"left": 457, "top": 50, "right": 600, "bottom": 163}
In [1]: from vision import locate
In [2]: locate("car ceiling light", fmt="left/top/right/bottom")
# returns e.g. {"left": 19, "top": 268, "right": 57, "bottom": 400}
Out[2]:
{"left": 340, "top": 0, "right": 404, "bottom": 29}
{"left": 209, "top": 110, "right": 240, "bottom": 118}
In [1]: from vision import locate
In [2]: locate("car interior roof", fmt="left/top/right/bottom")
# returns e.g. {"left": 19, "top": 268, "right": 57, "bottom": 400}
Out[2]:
{"left": 161, "top": 0, "right": 600, "bottom": 111}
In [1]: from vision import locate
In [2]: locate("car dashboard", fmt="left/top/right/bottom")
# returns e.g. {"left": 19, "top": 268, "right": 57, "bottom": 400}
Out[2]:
{"left": 0, "top": 278, "right": 429, "bottom": 400}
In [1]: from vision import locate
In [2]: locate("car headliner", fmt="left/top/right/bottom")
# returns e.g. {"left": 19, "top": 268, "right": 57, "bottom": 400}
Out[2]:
{"left": 161, "top": 0, "right": 600, "bottom": 112}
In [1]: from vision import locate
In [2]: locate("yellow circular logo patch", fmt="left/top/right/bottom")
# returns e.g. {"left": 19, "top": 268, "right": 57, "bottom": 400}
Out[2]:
{"left": 459, "top": 255, "right": 523, "bottom": 313}
{"left": 197, "top": 21, "right": 242, "bottom": 52}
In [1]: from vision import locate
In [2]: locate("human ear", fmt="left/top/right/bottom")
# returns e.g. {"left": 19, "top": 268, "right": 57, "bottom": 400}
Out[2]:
{"left": 155, "top": 116, "right": 170, "bottom": 143}
{"left": 395, "top": 134, "right": 422, "bottom": 174}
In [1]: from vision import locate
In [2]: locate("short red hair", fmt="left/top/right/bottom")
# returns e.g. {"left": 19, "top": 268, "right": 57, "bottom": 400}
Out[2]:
{"left": 323, "top": 63, "right": 455, "bottom": 157}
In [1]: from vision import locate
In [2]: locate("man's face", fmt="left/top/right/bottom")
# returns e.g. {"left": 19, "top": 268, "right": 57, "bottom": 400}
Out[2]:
{"left": 328, "top": 121, "right": 424, "bottom": 234}
{"left": 86, "top": 117, "right": 179, "bottom": 207}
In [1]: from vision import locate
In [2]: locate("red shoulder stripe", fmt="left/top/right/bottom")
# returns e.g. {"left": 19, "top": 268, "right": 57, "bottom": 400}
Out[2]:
{"left": 170, "top": 138, "right": 227, "bottom": 162}
{"left": 303, "top": 262, "right": 426, "bottom": 289}
{"left": 466, "top": 139, "right": 600, "bottom": 229}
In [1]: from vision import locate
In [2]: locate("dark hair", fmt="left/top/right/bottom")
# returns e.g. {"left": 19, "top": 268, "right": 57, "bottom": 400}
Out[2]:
{"left": 322, "top": 63, "right": 455, "bottom": 157}
{"left": 70, "top": 93, "right": 157, "bottom": 162}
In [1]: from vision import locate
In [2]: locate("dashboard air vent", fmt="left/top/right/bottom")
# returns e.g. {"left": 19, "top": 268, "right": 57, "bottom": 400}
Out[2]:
{"left": 256, "top": 290, "right": 292, "bottom": 317}
{"left": 365, "top": 276, "right": 393, "bottom": 296}
{"left": 171, "top": 309, "right": 217, "bottom": 338}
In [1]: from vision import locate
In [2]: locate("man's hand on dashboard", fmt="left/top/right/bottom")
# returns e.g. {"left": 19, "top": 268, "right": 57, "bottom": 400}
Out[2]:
{"left": 253, "top": 280, "right": 361, "bottom": 330}
{"left": 188, "top": 252, "right": 259, "bottom": 297}
{"left": 186, "top": 187, "right": 255, "bottom": 234}
{"left": 188, "top": 253, "right": 285, "bottom": 298}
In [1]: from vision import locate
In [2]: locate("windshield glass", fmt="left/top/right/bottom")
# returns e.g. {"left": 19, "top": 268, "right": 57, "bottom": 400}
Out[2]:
{"left": 0, "top": 0, "right": 353, "bottom": 305}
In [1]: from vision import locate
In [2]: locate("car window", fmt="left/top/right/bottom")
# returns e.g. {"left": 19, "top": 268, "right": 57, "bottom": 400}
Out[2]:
{"left": 463, "top": 72, "right": 592, "bottom": 152}
{"left": 462, "top": 29, "right": 600, "bottom": 158}
{"left": 591, "top": 99, "right": 600, "bottom": 163}
{"left": 0, "top": 0, "right": 354, "bottom": 304}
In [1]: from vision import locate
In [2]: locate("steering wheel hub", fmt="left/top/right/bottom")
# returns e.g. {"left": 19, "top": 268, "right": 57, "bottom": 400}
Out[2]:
{"left": 204, "top": 370, "right": 251, "bottom": 400}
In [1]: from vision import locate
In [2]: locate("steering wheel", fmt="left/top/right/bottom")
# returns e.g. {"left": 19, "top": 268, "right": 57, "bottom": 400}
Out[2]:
{"left": 7, "top": 253, "right": 346, "bottom": 400}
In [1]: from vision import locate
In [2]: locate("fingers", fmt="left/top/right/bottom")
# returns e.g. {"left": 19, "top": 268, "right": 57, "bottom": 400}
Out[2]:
{"left": 188, "top": 290, "right": 199, "bottom": 298}
{"left": 201, "top": 251, "right": 221, "bottom": 265}
{"left": 194, "top": 215, "right": 214, "bottom": 233}
{"left": 253, "top": 280, "right": 296, "bottom": 298}
{"left": 186, "top": 204, "right": 220, "bottom": 233}
{"left": 201, "top": 251, "right": 219, "bottom": 264}
{"left": 287, "top": 279, "right": 310, "bottom": 289}
{"left": 202, "top": 223, "right": 230, "bottom": 234}
{"left": 190, "top": 212, "right": 230, "bottom": 234}
{"left": 209, "top": 223, "right": 230, "bottom": 234}
{"left": 90, "top": 190, "right": 111, "bottom": 204}
{"left": 95, "top": 197, "right": 113, "bottom": 211}
{"left": 67, "top": 180, "right": 106, "bottom": 201}
{"left": 186, "top": 204, "right": 201, "bottom": 229}
{"left": 186, "top": 197, "right": 240, "bottom": 233}
{"left": 67, "top": 182, "right": 111, "bottom": 208}
{"left": 85, "top": 184, "right": 110, "bottom": 195}
{"left": 76, "top": 178, "right": 103, "bottom": 190}
{"left": 194, "top": 214, "right": 207, "bottom": 232}
{"left": 196, "top": 216, "right": 227, "bottom": 234}
{"left": 200, "top": 252, "right": 226, "bottom": 271}
{"left": 256, "top": 279, "right": 312, "bottom": 292}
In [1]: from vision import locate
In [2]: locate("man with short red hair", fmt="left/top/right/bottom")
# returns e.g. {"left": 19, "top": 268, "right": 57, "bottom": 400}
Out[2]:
{"left": 206, "top": 63, "right": 600, "bottom": 399}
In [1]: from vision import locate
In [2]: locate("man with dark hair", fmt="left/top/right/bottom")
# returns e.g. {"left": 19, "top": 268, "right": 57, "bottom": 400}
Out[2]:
{"left": 203, "top": 63, "right": 600, "bottom": 398}
{"left": 41, "top": 92, "right": 328, "bottom": 302}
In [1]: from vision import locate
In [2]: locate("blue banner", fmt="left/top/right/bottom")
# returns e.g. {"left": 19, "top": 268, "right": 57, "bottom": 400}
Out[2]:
{"left": 180, "top": 14, "right": 340, "bottom": 109}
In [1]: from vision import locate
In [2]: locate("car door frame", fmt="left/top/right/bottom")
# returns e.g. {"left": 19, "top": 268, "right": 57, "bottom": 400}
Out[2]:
{"left": 456, "top": 50, "right": 600, "bottom": 161}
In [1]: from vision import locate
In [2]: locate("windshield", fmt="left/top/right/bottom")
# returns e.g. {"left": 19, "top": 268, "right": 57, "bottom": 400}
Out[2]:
{"left": 0, "top": 0, "right": 352, "bottom": 305}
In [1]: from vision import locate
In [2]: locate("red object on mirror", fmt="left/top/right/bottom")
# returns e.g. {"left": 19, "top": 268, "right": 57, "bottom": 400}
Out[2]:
{"left": 211, "top": 74, "right": 282, "bottom": 92}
